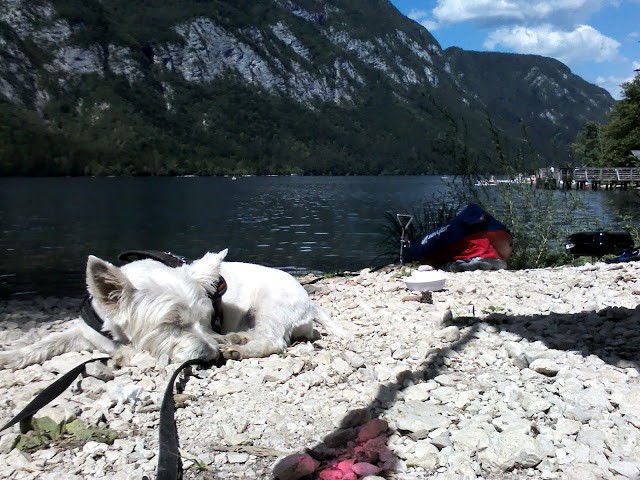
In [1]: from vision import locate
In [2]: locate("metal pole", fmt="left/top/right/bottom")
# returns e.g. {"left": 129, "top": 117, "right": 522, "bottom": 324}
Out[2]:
{"left": 396, "top": 214, "right": 413, "bottom": 265}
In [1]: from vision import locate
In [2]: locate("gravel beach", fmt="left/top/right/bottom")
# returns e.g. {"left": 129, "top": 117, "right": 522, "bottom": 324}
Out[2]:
{"left": 0, "top": 261, "right": 639, "bottom": 480}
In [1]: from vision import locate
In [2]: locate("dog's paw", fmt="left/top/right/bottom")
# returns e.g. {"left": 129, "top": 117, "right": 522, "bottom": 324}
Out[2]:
{"left": 224, "top": 332, "right": 251, "bottom": 345}
{"left": 220, "top": 345, "right": 244, "bottom": 360}
{"left": 109, "top": 346, "right": 135, "bottom": 368}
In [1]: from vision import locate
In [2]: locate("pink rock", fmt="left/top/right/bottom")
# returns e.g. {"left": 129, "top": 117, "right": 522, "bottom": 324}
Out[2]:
{"left": 352, "top": 462, "right": 382, "bottom": 476}
{"left": 318, "top": 469, "right": 340, "bottom": 480}
{"left": 318, "top": 467, "right": 357, "bottom": 480}
{"left": 272, "top": 453, "right": 319, "bottom": 480}
{"left": 335, "top": 459, "right": 356, "bottom": 473}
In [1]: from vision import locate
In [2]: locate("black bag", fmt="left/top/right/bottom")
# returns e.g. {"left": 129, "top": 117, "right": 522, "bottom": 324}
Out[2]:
{"left": 565, "top": 231, "right": 634, "bottom": 257}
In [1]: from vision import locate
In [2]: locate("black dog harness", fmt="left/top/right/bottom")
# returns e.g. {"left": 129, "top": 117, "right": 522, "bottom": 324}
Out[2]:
{"left": 80, "top": 250, "right": 227, "bottom": 338}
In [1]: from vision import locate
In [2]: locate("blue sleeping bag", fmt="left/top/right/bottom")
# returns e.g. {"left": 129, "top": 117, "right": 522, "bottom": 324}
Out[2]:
{"left": 403, "top": 204, "right": 511, "bottom": 267}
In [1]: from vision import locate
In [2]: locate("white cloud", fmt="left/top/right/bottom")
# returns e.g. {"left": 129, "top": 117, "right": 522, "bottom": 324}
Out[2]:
{"left": 582, "top": 60, "right": 637, "bottom": 99}
{"left": 399, "top": 0, "right": 634, "bottom": 98}
{"left": 595, "top": 74, "right": 630, "bottom": 99}
{"left": 433, "top": 0, "right": 523, "bottom": 23}
{"left": 408, "top": 9, "right": 440, "bottom": 31}
{"left": 432, "top": 0, "right": 611, "bottom": 25}
{"left": 483, "top": 24, "right": 620, "bottom": 63}
{"left": 407, "top": 9, "right": 429, "bottom": 21}
{"left": 420, "top": 19, "right": 441, "bottom": 31}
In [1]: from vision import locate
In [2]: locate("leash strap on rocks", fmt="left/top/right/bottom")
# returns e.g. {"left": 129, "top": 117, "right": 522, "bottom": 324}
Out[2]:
{"left": 157, "top": 357, "right": 225, "bottom": 480}
{"left": 0, "top": 357, "right": 110, "bottom": 434}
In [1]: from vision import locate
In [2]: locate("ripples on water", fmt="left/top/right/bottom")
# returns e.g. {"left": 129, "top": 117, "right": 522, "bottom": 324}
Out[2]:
{"left": 0, "top": 176, "right": 638, "bottom": 297}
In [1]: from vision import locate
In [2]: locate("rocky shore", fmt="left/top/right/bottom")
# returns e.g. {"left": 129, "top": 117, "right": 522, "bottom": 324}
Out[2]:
{"left": 0, "top": 261, "right": 639, "bottom": 480}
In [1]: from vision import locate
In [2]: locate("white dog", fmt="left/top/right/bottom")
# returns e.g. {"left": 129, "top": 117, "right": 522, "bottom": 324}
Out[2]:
{"left": 0, "top": 249, "right": 347, "bottom": 369}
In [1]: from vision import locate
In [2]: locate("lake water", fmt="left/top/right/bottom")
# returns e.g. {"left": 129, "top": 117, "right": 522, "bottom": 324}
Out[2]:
{"left": 1, "top": 176, "right": 638, "bottom": 298}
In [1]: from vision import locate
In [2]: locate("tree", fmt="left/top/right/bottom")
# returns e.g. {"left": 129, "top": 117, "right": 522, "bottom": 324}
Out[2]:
{"left": 602, "top": 74, "right": 640, "bottom": 166}
{"left": 569, "top": 121, "right": 607, "bottom": 166}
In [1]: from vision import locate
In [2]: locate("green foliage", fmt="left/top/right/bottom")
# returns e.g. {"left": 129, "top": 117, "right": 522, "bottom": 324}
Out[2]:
{"left": 602, "top": 74, "right": 640, "bottom": 166}
{"left": 183, "top": 455, "right": 213, "bottom": 473}
{"left": 376, "top": 83, "right": 615, "bottom": 270}
{"left": 445, "top": 117, "right": 593, "bottom": 269}
{"left": 0, "top": 0, "right": 616, "bottom": 176}
{"left": 613, "top": 212, "right": 640, "bottom": 248}
{"left": 572, "top": 74, "right": 640, "bottom": 167}
{"left": 446, "top": 162, "right": 601, "bottom": 269}
{"left": 15, "top": 417, "right": 120, "bottom": 452}
{"left": 0, "top": 73, "right": 477, "bottom": 176}
{"left": 453, "top": 182, "right": 582, "bottom": 269}
{"left": 570, "top": 121, "right": 607, "bottom": 166}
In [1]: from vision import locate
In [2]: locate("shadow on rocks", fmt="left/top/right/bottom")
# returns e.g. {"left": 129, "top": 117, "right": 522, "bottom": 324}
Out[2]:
{"left": 447, "top": 305, "right": 640, "bottom": 372}
{"left": 273, "top": 325, "right": 481, "bottom": 480}
{"left": 275, "top": 304, "right": 640, "bottom": 479}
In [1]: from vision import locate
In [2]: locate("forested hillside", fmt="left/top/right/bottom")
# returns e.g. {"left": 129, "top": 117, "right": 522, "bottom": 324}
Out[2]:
{"left": 0, "top": 0, "right": 616, "bottom": 176}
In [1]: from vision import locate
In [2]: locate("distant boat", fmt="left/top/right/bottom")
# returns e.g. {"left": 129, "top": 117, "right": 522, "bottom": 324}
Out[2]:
{"left": 474, "top": 179, "right": 497, "bottom": 187}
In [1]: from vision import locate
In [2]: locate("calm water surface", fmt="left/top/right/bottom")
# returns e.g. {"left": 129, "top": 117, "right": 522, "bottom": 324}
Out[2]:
{"left": 0, "top": 176, "right": 448, "bottom": 297}
{"left": 0, "top": 176, "right": 638, "bottom": 297}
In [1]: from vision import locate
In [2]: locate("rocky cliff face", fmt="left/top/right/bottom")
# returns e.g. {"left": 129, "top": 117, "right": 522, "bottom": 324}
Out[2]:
{"left": 0, "top": 0, "right": 446, "bottom": 106}
{"left": 0, "top": 0, "right": 616, "bottom": 175}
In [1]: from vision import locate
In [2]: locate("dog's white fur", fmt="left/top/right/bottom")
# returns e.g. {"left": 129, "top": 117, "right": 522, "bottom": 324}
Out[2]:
{"left": 0, "top": 249, "right": 348, "bottom": 369}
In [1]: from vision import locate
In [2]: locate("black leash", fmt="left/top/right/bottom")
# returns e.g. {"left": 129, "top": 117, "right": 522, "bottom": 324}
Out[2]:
{"left": 4, "top": 250, "right": 228, "bottom": 480}
{"left": 156, "top": 357, "right": 226, "bottom": 480}
{"left": 0, "top": 356, "right": 224, "bottom": 480}
{"left": 110, "top": 251, "right": 230, "bottom": 478}
{"left": 0, "top": 357, "right": 110, "bottom": 434}
{"left": 115, "top": 251, "right": 230, "bottom": 479}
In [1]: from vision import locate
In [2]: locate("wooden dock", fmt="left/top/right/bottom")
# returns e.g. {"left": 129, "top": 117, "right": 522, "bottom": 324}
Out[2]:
{"left": 537, "top": 167, "right": 640, "bottom": 190}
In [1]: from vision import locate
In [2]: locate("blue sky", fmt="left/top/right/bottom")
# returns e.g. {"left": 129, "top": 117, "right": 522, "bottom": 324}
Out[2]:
{"left": 389, "top": 0, "right": 640, "bottom": 99}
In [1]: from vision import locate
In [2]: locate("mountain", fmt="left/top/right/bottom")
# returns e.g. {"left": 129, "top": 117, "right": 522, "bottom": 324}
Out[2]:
{"left": 442, "top": 48, "right": 616, "bottom": 167}
{"left": 0, "top": 0, "right": 616, "bottom": 176}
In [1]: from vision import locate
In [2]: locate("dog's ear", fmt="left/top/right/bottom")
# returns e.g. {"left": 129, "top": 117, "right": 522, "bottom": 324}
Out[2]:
{"left": 86, "top": 256, "right": 134, "bottom": 311}
{"left": 187, "top": 251, "right": 224, "bottom": 290}
{"left": 218, "top": 248, "right": 228, "bottom": 261}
